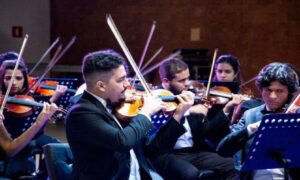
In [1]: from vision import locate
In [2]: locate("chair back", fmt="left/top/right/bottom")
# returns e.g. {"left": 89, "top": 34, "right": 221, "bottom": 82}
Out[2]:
{"left": 43, "top": 143, "right": 73, "bottom": 180}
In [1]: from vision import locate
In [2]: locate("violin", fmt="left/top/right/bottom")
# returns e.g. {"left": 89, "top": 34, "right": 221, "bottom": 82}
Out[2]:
{"left": 116, "top": 88, "right": 204, "bottom": 121}
{"left": 108, "top": 15, "right": 206, "bottom": 121}
{"left": 285, "top": 93, "right": 300, "bottom": 114}
{"left": 29, "top": 77, "right": 76, "bottom": 96}
{"left": 189, "top": 80, "right": 251, "bottom": 105}
{"left": 27, "top": 37, "right": 76, "bottom": 96}
{"left": 0, "top": 94, "right": 66, "bottom": 119}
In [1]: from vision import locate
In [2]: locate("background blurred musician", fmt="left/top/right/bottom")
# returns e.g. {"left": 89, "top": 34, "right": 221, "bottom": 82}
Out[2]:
{"left": 0, "top": 57, "right": 60, "bottom": 178}
{"left": 217, "top": 62, "right": 300, "bottom": 179}
{"left": 147, "top": 58, "right": 239, "bottom": 180}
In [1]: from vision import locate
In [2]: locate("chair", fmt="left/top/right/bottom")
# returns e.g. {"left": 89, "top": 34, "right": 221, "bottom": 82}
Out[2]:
{"left": 198, "top": 169, "right": 217, "bottom": 179}
{"left": 43, "top": 143, "right": 73, "bottom": 180}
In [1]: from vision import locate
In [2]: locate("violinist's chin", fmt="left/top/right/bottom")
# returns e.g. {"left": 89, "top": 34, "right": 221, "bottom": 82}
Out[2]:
{"left": 267, "top": 102, "right": 283, "bottom": 111}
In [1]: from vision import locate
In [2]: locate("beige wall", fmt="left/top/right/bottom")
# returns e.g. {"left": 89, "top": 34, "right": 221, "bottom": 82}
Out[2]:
{"left": 0, "top": 0, "right": 50, "bottom": 68}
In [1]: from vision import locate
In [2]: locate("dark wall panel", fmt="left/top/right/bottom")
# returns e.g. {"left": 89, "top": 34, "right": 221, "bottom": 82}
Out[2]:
{"left": 51, "top": 0, "right": 300, "bottom": 88}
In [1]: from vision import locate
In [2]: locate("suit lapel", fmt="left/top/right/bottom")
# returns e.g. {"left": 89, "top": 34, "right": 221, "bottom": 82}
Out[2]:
{"left": 81, "top": 91, "right": 122, "bottom": 129}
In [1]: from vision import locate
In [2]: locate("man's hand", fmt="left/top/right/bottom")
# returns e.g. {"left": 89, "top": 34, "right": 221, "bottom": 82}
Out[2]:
{"left": 139, "top": 94, "right": 167, "bottom": 117}
{"left": 188, "top": 104, "right": 209, "bottom": 116}
{"left": 50, "top": 85, "right": 68, "bottom": 103}
{"left": 248, "top": 121, "right": 261, "bottom": 133}
{"left": 36, "top": 102, "right": 58, "bottom": 126}
{"left": 173, "top": 91, "right": 194, "bottom": 123}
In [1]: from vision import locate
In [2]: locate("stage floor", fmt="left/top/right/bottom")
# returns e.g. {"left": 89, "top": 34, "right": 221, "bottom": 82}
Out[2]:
{"left": 44, "top": 121, "right": 67, "bottom": 143}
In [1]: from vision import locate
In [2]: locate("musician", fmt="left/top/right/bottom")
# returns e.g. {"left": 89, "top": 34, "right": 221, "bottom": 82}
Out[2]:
{"left": 0, "top": 58, "right": 65, "bottom": 178}
{"left": 213, "top": 54, "right": 265, "bottom": 126}
{"left": 147, "top": 58, "right": 239, "bottom": 180}
{"left": 217, "top": 62, "right": 300, "bottom": 179}
{"left": 213, "top": 55, "right": 243, "bottom": 85}
{"left": 65, "top": 49, "right": 197, "bottom": 179}
{"left": 0, "top": 105, "right": 56, "bottom": 163}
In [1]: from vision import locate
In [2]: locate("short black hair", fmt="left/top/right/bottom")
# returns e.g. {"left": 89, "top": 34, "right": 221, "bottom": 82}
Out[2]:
{"left": 256, "top": 62, "right": 299, "bottom": 94}
{"left": 159, "top": 58, "right": 188, "bottom": 81}
{"left": 82, "top": 49, "right": 126, "bottom": 85}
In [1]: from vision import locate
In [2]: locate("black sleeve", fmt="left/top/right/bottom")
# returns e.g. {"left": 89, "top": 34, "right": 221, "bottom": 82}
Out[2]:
{"left": 144, "top": 117, "right": 186, "bottom": 158}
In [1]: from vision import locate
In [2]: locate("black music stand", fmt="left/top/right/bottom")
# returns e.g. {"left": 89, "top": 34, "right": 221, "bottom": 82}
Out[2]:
{"left": 241, "top": 113, "right": 300, "bottom": 179}
{"left": 34, "top": 77, "right": 79, "bottom": 109}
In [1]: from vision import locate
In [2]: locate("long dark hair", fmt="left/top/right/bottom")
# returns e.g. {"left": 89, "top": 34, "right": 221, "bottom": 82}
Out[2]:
{"left": 0, "top": 60, "right": 29, "bottom": 95}
{"left": 213, "top": 55, "right": 243, "bottom": 85}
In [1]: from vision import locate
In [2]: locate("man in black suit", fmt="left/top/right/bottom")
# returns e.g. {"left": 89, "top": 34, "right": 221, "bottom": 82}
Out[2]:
{"left": 147, "top": 59, "right": 238, "bottom": 180}
{"left": 65, "top": 49, "right": 195, "bottom": 179}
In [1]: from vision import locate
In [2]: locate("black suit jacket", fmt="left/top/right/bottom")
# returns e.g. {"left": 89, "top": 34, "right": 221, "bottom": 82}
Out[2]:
{"left": 217, "top": 104, "right": 300, "bottom": 179}
{"left": 146, "top": 109, "right": 231, "bottom": 160}
{"left": 65, "top": 91, "right": 159, "bottom": 180}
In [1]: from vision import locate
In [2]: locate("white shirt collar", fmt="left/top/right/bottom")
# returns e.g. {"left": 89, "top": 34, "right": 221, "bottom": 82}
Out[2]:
{"left": 85, "top": 90, "right": 109, "bottom": 110}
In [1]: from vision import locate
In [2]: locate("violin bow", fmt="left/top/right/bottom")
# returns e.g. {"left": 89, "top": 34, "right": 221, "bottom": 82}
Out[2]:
{"left": 28, "top": 44, "right": 62, "bottom": 94}
{"left": 45, "top": 36, "right": 76, "bottom": 71}
{"left": 239, "top": 76, "right": 257, "bottom": 88}
{"left": 285, "top": 93, "right": 300, "bottom": 113}
{"left": 28, "top": 37, "right": 60, "bottom": 76}
{"left": 131, "top": 46, "right": 164, "bottom": 86}
{"left": 141, "top": 46, "right": 164, "bottom": 71}
{"left": 131, "top": 21, "right": 157, "bottom": 87}
{"left": 205, "top": 49, "right": 218, "bottom": 97}
{"left": 142, "top": 50, "right": 181, "bottom": 76}
{"left": 0, "top": 35, "right": 29, "bottom": 114}
{"left": 28, "top": 36, "right": 76, "bottom": 94}
{"left": 106, "top": 14, "right": 151, "bottom": 94}
{"left": 138, "top": 21, "right": 156, "bottom": 69}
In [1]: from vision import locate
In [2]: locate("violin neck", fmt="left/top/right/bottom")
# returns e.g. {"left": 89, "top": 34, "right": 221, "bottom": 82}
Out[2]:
{"left": 40, "top": 84, "right": 76, "bottom": 93}
{"left": 159, "top": 95, "right": 202, "bottom": 104}
{"left": 159, "top": 96, "right": 176, "bottom": 102}
{"left": 7, "top": 96, "right": 43, "bottom": 108}
{"left": 209, "top": 90, "right": 232, "bottom": 99}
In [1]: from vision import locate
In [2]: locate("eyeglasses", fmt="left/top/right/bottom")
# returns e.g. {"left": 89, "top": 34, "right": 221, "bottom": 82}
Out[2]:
{"left": 4, "top": 76, "right": 24, "bottom": 81}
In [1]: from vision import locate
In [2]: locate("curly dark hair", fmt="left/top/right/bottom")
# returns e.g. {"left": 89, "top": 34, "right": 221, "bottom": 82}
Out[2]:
{"left": 256, "top": 62, "right": 299, "bottom": 94}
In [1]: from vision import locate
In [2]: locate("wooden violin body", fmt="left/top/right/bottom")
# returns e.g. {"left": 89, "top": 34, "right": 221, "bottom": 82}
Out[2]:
{"left": 0, "top": 94, "right": 66, "bottom": 120}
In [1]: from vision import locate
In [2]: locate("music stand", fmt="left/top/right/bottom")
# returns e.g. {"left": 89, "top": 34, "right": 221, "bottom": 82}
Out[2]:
{"left": 34, "top": 77, "right": 79, "bottom": 109}
{"left": 241, "top": 113, "right": 300, "bottom": 179}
